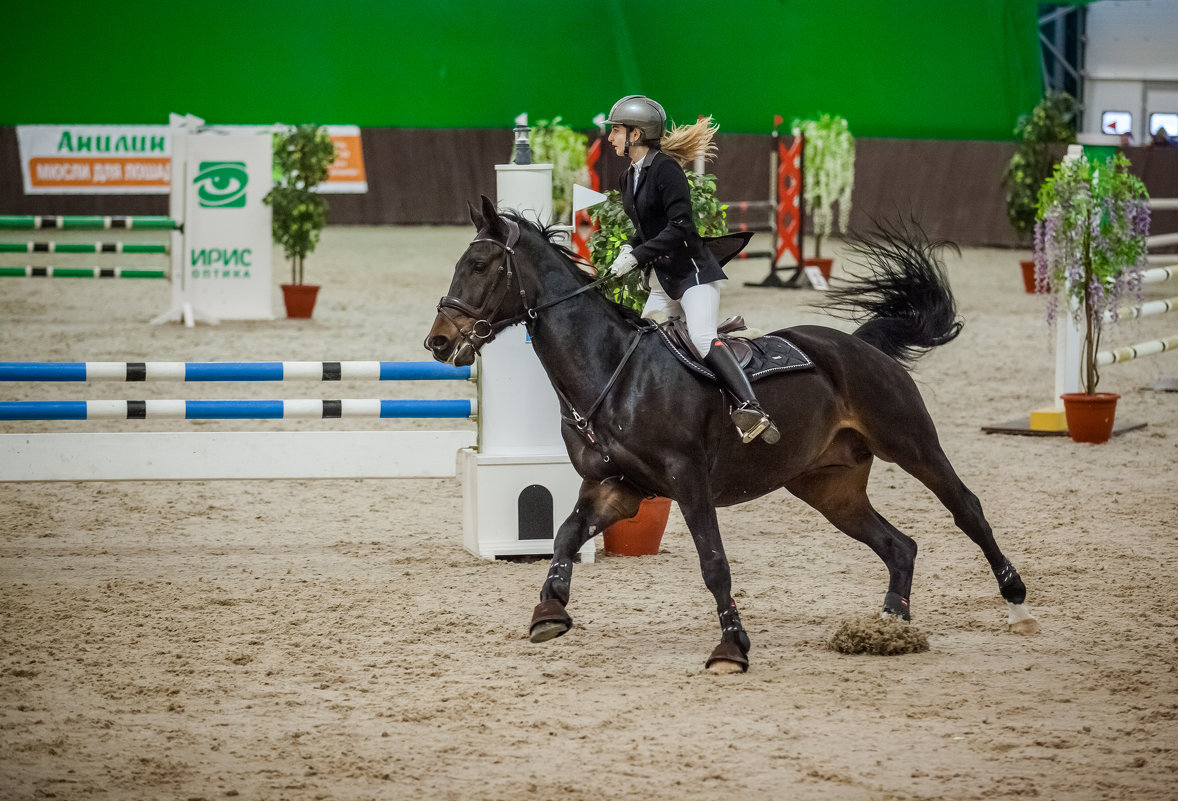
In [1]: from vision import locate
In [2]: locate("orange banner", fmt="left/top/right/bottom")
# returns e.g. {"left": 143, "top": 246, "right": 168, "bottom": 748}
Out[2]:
{"left": 28, "top": 157, "right": 171, "bottom": 190}
{"left": 321, "top": 126, "right": 367, "bottom": 193}
{"left": 327, "top": 134, "right": 365, "bottom": 183}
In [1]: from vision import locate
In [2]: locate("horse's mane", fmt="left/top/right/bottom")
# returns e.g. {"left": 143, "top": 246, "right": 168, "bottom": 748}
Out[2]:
{"left": 501, "top": 211, "right": 643, "bottom": 321}
{"left": 499, "top": 210, "right": 586, "bottom": 267}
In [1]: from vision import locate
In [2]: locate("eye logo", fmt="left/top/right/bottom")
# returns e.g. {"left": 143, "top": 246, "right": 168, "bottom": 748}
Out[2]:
{"left": 194, "top": 161, "right": 248, "bottom": 208}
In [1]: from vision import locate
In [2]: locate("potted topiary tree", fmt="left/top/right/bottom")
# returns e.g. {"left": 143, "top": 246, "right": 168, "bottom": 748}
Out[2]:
{"left": 1003, "top": 92, "right": 1077, "bottom": 292}
{"left": 586, "top": 170, "right": 729, "bottom": 554}
{"left": 1034, "top": 149, "right": 1151, "bottom": 443}
{"left": 265, "top": 124, "right": 336, "bottom": 318}
{"left": 793, "top": 114, "right": 855, "bottom": 279}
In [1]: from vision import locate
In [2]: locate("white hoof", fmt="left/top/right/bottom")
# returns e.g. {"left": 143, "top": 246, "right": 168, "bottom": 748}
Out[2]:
{"left": 1007, "top": 602, "right": 1040, "bottom": 635}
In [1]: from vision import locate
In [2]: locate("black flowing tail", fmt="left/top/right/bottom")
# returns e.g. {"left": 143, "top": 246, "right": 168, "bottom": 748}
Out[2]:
{"left": 821, "top": 218, "right": 963, "bottom": 368}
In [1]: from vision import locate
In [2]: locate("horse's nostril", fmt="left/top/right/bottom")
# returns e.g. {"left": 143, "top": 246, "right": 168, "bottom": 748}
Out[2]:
{"left": 425, "top": 334, "right": 449, "bottom": 353}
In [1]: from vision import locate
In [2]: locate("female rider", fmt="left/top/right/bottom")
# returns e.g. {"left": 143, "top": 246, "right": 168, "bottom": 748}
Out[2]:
{"left": 605, "top": 94, "right": 779, "bottom": 444}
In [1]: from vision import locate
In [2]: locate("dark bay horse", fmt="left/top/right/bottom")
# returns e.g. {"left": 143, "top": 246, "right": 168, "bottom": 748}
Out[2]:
{"left": 425, "top": 195, "right": 1037, "bottom": 673}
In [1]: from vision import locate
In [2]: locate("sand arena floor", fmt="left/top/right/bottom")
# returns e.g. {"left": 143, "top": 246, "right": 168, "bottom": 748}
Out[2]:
{"left": 1, "top": 226, "right": 1175, "bottom": 800}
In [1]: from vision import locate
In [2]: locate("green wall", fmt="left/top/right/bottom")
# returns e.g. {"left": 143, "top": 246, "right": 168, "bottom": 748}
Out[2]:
{"left": 1, "top": 0, "right": 1040, "bottom": 139}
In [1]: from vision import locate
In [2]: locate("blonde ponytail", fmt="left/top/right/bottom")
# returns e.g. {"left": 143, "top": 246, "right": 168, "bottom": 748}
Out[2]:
{"left": 659, "top": 116, "right": 719, "bottom": 169}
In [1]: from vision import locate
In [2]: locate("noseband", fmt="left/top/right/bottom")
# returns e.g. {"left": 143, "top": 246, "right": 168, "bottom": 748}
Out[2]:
{"left": 435, "top": 217, "right": 609, "bottom": 352}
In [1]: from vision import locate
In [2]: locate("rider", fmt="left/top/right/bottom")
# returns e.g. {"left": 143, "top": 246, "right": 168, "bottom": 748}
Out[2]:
{"left": 605, "top": 94, "right": 780, "bottom": 445}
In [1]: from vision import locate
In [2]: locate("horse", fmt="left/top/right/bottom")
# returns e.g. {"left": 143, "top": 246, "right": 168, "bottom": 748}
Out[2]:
{"left": 425, "top": 195, "right": 1038, "bottom": 674}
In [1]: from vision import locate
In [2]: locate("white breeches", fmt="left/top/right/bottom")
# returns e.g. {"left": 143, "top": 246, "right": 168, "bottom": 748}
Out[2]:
{"left": 642, "top": 273, "right": 721, "bottom": 357}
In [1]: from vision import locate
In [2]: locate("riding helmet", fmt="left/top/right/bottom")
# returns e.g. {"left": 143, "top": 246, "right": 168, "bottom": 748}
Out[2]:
{"left": 606, "top": 95, "right": 667, "bottom": 141}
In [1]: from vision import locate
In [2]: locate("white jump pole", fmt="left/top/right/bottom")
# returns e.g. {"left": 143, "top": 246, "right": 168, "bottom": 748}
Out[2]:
{"left": 459, "top": 119, "right": 594, "bottom": 562}
{"left": 1051, "top": 146, "right": 1088, "bottom": 409}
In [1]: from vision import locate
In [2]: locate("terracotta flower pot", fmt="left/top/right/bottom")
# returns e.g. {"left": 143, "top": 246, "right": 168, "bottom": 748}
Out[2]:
{"left": 1060, "top": 392, "right": 1120, "bottom": 443}
{"left": 804, "top": 257, "right": 834, "bottom": 280}
{"left": 602, "top": 496, "right": 672, "bottom": 556}
{"left": 281, "top": 284, "right": 320, "bottom": 318}
{"left": 1019, "top": 260, "right": 1041, "bottom": 294}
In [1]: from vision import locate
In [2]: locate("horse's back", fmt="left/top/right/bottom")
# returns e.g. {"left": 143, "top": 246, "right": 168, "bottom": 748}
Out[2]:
{"left": 768, "top": 323, "right": 945, "bottom": 462}
{"left": 771, "top": 324, "right": 908, "bottom": 375}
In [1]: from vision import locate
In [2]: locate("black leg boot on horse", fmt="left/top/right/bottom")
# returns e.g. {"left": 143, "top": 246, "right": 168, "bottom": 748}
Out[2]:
{"left": 703, "top": 339, "right": 780, "bottom": 444}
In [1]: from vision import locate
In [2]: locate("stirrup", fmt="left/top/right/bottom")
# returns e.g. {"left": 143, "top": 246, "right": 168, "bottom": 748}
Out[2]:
{"left": 731, "top": 404, "right": 780, "bottom": 445}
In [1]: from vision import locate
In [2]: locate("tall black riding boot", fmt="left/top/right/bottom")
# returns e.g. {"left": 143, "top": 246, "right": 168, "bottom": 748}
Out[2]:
{"left": 703, "top": 340, "right": 781, "bottom": 444}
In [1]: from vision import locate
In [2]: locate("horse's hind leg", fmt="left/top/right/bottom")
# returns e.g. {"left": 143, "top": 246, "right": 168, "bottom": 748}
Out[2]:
{"left": 786, "top": 455, "right": 919, "bottom": 619}
{"left": 897, "top": 446, "right": 1039, "bottom": 633}
{"left": 529, "top": 478, "right": 643, "bottom": 643}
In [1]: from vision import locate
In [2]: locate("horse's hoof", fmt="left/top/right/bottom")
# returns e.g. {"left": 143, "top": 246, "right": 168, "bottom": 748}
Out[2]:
{"left": 882, "top": 591, "right": 911, "bottom": 620}
{"left": 705, "top": 641, "right": 748, "bottom": 674}
{"left": 1009, "top": 618, "right": 1040, "bottom": 635}
{"left": 530, "top": 620, "right": 571, "bottom": 642}
{"left": 529, "top": 599, "right": 572, "bottom": 643}
{"left": 707, "top": 659, "right": 746, "bottom": 675}
{"left": 1007, "top": 603, "right": 1039, "bottom": 635}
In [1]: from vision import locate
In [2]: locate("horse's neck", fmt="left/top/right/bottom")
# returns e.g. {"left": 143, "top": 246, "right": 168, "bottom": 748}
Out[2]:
{"left": 520, "top": 246, "right": 640, "bottom": 405}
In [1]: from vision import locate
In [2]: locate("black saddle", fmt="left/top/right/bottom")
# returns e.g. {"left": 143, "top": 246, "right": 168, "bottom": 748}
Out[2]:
{"left": 657, "top": 316, "right": 814, "bottom": 383}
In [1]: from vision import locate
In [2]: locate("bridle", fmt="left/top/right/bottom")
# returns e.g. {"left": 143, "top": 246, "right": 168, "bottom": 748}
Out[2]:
{"left": 434, "top": 214, "right": 653, "bottom": 465}
{"left": 435, "top": 217, "right": 610, "bottom": 354}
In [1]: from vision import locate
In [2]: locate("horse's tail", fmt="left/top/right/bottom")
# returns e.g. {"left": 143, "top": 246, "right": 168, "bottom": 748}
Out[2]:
{"left": 820, "top": 218, "right": 963, "bottom": 368}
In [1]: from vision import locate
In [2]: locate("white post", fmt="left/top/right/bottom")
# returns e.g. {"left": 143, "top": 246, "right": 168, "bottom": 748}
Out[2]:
{"left": 1055, "top": 296, "right": 1084, "bottom": 405}
{"left": 495, "top": 163, "right": 553, "bottom": 225}
{"left": 460, "top": 159, "right": 593, "bottom": 562}
{"left": 1054, "top": 146, "right": 1086, "bottom": 406}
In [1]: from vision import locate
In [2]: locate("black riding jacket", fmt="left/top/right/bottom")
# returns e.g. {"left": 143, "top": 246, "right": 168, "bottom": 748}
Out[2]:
{"left": 620, "top": 150, "right": 727, "bottom": 300}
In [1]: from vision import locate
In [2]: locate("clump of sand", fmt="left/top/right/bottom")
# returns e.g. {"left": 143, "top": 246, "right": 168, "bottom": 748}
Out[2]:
{"left": 827, "top": 615, "right": 931, "bottom": 655}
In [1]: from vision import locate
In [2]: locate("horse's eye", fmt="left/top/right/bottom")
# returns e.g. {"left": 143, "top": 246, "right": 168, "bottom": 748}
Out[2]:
{"left": 470, "top": 260, "right": 488, "bottom": 273}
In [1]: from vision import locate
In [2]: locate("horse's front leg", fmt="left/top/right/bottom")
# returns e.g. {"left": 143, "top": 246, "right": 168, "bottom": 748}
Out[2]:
{"left": 679, "top": 497, "right": 751, "bottom": 674}
{"left": 529, "top": 478, "right": 643, "bottom": 643}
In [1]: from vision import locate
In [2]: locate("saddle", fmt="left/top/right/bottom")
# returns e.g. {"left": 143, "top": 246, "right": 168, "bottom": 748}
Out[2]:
{"left": 657, "top": 316, "right": 814, "bottom": 383}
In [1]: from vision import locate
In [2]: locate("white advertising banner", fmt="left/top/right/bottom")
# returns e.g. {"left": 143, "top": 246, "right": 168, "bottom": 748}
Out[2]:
{"left": 17, "top": 124, "right": 366, "bottom": 195}
{"left": 177, "top": 131, "right": 273, "bottom": 320}
{"left": 16, "top": 125, "right": 172, "bottom": 194}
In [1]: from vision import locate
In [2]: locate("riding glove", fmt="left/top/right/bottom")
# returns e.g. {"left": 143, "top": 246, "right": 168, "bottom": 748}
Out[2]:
{"left": 609, "top": 245, "right": 638, "bottom": 278}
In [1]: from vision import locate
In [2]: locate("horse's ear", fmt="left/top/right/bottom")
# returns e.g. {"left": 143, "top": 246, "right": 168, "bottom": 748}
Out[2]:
{"left": 475, "top": 195, "right": 509, "bottom": 239}
{"left": 468, "top": 200, "right": 484, "bottom": 231}
{"left": 479, "top": 195, "right": 501, "bottom": 231}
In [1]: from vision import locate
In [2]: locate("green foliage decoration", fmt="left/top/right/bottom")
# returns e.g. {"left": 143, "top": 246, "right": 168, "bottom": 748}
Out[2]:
{"left": 520, "top": 117, "right": 590, "bottom": 224}
{"left": 792, "top": 114, "right": 855, "bottom": 259}
{"left": 264, "top": 124, "right": 336, "bottom": 285}
{"left": 1034, "top": 151, "right": 1151, "bottom": 394}
{"left": 1003, "top": 92, "right": 1077, "bottom": 237}
{"left": 587, "top": 172, "right": 728, "bottom": 312}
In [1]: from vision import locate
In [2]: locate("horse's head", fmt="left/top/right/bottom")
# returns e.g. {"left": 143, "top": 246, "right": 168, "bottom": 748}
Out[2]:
{"left": 425, "top": 196, "right": 526, "bottom": 366}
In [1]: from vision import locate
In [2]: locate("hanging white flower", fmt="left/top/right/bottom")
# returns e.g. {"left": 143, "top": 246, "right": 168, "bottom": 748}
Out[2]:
{"left": 792, "top": 114, "right": 855, "bottom": 258}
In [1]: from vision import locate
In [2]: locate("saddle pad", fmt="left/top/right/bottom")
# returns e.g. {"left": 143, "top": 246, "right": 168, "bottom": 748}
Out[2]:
{"left": 656, "top": 324, "right": 814, "bottom": 383}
